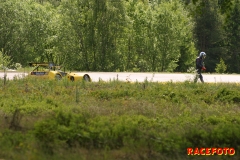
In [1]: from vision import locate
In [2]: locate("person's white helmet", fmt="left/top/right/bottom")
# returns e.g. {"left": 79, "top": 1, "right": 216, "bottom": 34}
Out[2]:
{"left": 199, "top": 52, "right": 206, "bottom": 59}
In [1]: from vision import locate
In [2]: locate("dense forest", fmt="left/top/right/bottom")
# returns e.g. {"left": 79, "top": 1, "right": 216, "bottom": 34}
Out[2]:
{"left": 1, "top": 0, "right": 240, "bottom": 73}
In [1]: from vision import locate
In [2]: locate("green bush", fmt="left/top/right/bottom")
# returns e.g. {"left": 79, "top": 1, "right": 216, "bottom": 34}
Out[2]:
{"left": 215, "top": 88, "right": 240, "bottom": 103}
{"left": 215, "top": 58, "right": 227, "bottom": 73}
{"left": 33, "top": 113, "right": 159, "bottom": 151}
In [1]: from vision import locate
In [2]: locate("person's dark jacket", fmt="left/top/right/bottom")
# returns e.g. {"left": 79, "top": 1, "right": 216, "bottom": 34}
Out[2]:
{"left": 196, "top": 57, "right": 203, "bottom": 69}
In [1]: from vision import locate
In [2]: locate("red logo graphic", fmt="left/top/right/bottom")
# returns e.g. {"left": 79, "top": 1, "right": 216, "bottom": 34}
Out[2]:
{"left": 187, "top": 148, "right": 235, "bottom": 156}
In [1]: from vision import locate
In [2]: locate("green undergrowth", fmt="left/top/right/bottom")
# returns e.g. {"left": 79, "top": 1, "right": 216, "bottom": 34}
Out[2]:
{"left": 0, "top": 77, "right": 240, "bottom": 160}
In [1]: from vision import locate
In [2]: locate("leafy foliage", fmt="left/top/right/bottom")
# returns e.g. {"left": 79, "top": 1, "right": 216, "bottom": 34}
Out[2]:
{"left": 224, "top": 0, "right": 240, "bottom": 73}
{"left": 0, "top": 50, "right": 12, "bottom": 69}
{"left": 0, "top": 0, "right": 198, "bottom": 72}
{"left": 215, "top": 58, "right": 227, "bottom": 73}
{"left": 1, "top": 0, "right": 240, "bottom": 73}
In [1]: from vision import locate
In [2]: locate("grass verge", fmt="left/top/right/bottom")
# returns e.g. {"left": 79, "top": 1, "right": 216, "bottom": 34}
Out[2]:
{"left": 0, "top": 78, "right": 240, "bottom": 159}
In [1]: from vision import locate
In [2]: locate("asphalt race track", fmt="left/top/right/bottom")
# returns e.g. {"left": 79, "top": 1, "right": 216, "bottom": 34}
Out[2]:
{"left": 1, "top": 71, "right": 240, "bottom": 83}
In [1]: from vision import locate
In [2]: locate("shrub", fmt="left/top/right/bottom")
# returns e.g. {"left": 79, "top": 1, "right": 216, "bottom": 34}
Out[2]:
{"left": 0, "top": 50, "right": 12, "bottom": 70}
{"left": 15, "top": 63, "right": 22, "bottom": 70}
{"left": 187, "top": 66, "right": 196, "bottom": 73}
{"left": 215, "top": 58, "right": 227, "bottom": 73}
{"left": 215, "top": 87, "right": 240, "bottom": 103}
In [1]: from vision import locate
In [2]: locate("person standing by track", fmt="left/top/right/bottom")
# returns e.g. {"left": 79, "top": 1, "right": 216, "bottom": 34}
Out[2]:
{"left": 194, "top": 52, "right": 206, "bottom": 83}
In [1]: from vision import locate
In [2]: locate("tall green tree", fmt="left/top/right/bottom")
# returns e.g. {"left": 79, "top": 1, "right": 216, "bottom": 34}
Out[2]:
{"left": 186, "top": 0, "right": 227, "bottom": 72}
{"left": 59, "top": 0, "right": 126, "bottom": 71}
{"left": 0, "top": 0, "right": 57, "bottom": 66}
{"left": 0, "top": 0, "right": 26, "bottom": 64}
{"left": 124, "top": 0, "right": 151, "bottom": 71}
{"left": 153, "top": 1, "right": 196, "bottom": 72}
{"left": 26, "top": 2, "right": 57, "bottom": 63}
{"left": 224, "top": 0, "right": 240, "bottom": 73}
{"left": 124, "top": 0, "right": 196, "bottom": 72}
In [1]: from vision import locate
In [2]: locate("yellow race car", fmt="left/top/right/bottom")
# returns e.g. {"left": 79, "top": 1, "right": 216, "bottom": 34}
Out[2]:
{"left": 28, "top": 62, "right": 91, "bottom": 82}
{"left": 28, "top": 62, "right": 65, "bottom": 80}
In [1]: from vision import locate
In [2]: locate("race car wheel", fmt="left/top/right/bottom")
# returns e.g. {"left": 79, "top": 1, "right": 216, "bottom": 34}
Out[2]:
{"left": 70, "top": 76, "right": 74, "bottom": 81}
{"left": 83, "top": 74, "right": 90, "bottom": 82}
{"left": 55, "top": 74, "right": 62, "bottom": 80}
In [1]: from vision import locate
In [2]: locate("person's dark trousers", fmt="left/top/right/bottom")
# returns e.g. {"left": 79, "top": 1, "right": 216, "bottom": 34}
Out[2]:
{"left": 197, "top": 68, "right": 204, "bottom": 83}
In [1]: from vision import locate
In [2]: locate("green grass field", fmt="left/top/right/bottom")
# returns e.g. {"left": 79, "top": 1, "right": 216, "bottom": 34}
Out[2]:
{"left": 0, "top": 77, "right": 240, "bottom": 160}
